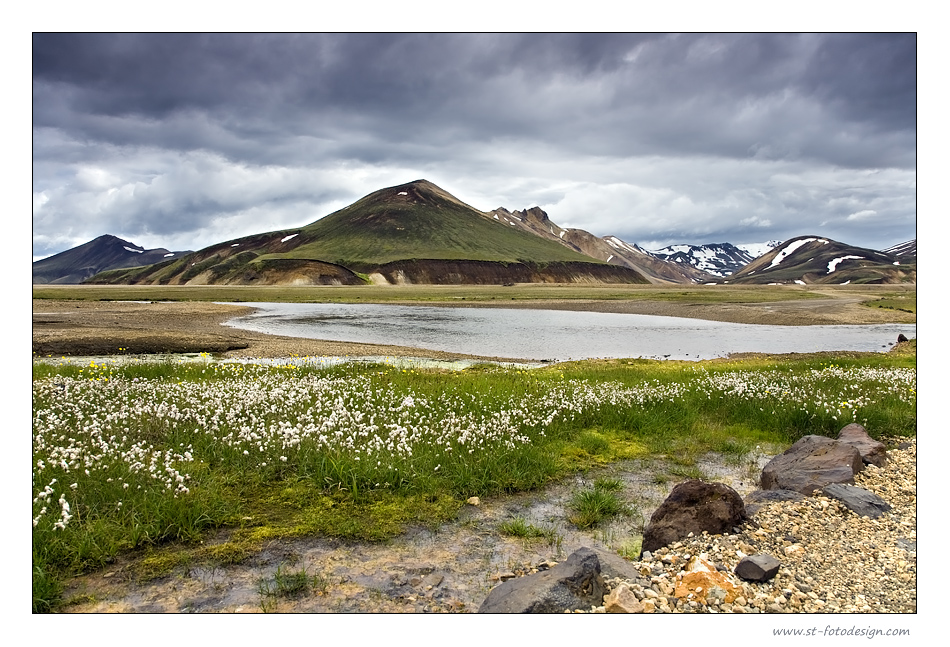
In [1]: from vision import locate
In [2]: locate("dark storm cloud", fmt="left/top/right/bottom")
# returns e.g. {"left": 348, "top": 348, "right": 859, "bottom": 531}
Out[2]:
{"left": 32, "top": 33, "right": 916, "bottom": 258}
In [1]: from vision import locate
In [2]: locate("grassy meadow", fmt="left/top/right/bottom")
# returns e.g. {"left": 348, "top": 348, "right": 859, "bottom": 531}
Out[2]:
{"left": 32, "top": 346, "right": 916, "bottom": 612}
{"left": 33, "top": 282, "right": 917, "bottom": 308}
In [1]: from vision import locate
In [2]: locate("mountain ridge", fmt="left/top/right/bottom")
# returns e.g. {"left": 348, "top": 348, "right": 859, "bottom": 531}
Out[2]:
{"left": 35, "top": 181, "right": 916, "bottom": 287}
{"left": 728, "top": 235, "right": 915, "bottom": 285}
{"left": 32, "top": 234, "right": 191, "bottom": 284}
{"left": 84, "top": 180, "right": 651, "bottom": 286}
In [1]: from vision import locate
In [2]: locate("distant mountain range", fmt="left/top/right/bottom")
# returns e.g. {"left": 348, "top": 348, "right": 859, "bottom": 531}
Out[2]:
{"left": 727, "top": 236, "right": 916, "bottom": 285}
{"left": 33, "top": 180, "right": 916, "bottom": 286}
{"left": 32, "top": 235, "right": 191, "bottom": 284}
{"left": 645, "top": 241, "right": 783, "bottom": 278}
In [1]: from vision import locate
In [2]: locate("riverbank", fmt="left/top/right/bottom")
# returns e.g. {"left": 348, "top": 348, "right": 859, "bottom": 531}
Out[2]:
{"left": 32, "top": 286, "right": 916, "bottom": 360}
{"left": 55, "top": 437, "right": 916, "bottom": 614}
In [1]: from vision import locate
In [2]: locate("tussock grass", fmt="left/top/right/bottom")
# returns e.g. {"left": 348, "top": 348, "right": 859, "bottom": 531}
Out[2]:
{"left": 32, "top": 347, "right": 915, "bottom": 611}
{"left": 568, "top": 480, "right": 630, "bottom": 529}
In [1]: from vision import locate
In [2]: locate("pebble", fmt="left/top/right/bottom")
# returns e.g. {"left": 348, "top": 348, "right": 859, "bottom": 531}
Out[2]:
{"left": 585, "top": 438, "right": 916, "bottom": 613}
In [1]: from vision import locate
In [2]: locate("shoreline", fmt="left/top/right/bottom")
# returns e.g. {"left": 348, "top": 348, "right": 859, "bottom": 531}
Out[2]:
{"left": 32, "top": 295, "right": 916, "bottom": 361}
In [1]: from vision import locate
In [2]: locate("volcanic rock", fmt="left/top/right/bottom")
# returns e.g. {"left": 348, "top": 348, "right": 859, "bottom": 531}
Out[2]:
{"left": 837, "top": 423, "right": 888, "bottom": 467}
{"left": 477, "top": 547, "right": 606, "bottom": 613}
{"left": 760, "top": 435, "right": 864, "bottom": 495}
{"left": 821, "top": 483, "right": 893, "bottom": 519}
{"left": 734, "top": 554, "right": 782, "bottom": 582}
{"left": 641, "top": 480, "right": 747, "bottom": 555}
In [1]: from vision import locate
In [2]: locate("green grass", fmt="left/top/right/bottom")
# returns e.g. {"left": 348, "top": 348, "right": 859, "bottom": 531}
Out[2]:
{"left": 258, "top": 564, "right": 328, "bottom": 599}
{"left": 497, "top": 517, "right": 561, "bottom": 549}
{"left": 862, "top": 293, "right": 917, "bottom": 314}
{"left": 567, "top": 481, "right": 630, "bottom": 529}
{"left": 32, "top": 347, "right": 916, "bottom": 611}
{"left": 256, "top": 563, "right": 331, "bottom": 611}
{"left": 32, "top": 282, "right": 864, "bottom": 306}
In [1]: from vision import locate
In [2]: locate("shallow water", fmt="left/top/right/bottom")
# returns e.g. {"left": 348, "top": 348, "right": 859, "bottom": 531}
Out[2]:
{"left": 221, "top": 302, "right": 917, "bottom": 362}
{"left": 60, "top": 449, "right": 776, "bottom": 613}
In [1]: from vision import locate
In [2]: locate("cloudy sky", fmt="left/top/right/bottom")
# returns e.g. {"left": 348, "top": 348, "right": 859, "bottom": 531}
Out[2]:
{"left": 32, "top": 32, "right": 917, "bottom": 261}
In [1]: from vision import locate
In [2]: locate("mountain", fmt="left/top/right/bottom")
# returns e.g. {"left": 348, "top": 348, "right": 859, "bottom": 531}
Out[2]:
{"left": 32, "top": 235, "right": 190, "bottom": 284}
{"left": 645, "top": 241, "right": 782, "bottom": 278}
{"left": 727, "top": 235, "right": 915, "bottom": 285}
{"left": 88, "top": 180, "right": 650, "bottom": 286}
{"left": 489, "top": 206, "right": 714, "bottom": 283}
{"left": 882, "top": 239, "right": 916, "bottom": 263}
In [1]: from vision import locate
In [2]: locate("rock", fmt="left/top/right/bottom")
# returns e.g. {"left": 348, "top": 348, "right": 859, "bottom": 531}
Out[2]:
{"left": 477, "top": 547, "right": 606, "bottom": 613}
{"left": 590, "top": 547, "right": 643, "bottom": 582}
{"left": 897, "top": 333, "right": 908, "bottom": 342}
{"left": 837, "top": 423, "right": 888, "bottom": 467}
{"left": 673, "top": 556, "right": 743, "bottom": 604}
{"left": 821, "top": 483, "right": 892, "bottom": 518}
{"left": 760, "top": 435, "right": 864, "bottom": 495}
{"left": 641, "top": 480, "right": 747, "bottom": 555}
{"left": 735, "top": 554, "right": 781, "bottom": 582}
{"left": 604, "top": 583, "right": 644, "bottom": 613}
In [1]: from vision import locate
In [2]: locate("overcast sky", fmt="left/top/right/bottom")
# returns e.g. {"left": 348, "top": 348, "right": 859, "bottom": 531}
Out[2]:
{"left": 32, "top": 32, "right": 917, "bottom": 260}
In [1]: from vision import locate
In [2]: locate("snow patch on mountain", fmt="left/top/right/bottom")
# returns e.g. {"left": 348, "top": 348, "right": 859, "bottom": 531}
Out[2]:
{"left": 768, "top": 238, "right": 827, "bottom": 268}
{"left": 827, "top": 255, "right": 863, "bottom": 273}
{"left": 645, "top": 241, "right": 772, "bottom": 277}
{"left": 735, "top": 241, "right": 782, "bottom": 258}
{"left": 882, "top": 239, "right": 916, "bottom": 256}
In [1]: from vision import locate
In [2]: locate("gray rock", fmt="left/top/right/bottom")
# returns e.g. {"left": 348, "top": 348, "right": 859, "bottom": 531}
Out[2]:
{"left": 590, "top": 547, "right": 643, "bottom": 582}
{"left": 641, "top": 480, "right": 747, "bottom": 555}
{"left": 896, "top": 538, "right": 916, "bottom": 553}
{"left": 760, "top": 435, "right": 864, "bottom": 495}
{"left": 477, "top": 547, "right": 606, "bottom": 613}
{"left": 837, "top": 423, "right": 888, "bottom": 467}
{"left": 735, "top": 554, "right": 781, "bottom": 582}
{"left": 821, "top": 483, "right": 892, "bottom": 518}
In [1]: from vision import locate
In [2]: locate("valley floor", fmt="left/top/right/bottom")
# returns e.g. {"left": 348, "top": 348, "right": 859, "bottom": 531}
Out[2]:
{"left": 32, "top": 286, "right": 916, "bottom": 360}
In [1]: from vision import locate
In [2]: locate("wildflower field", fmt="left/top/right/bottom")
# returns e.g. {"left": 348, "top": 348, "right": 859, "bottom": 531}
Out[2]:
{"left": 32, "top": 350, "right": 916, "bottom": 612}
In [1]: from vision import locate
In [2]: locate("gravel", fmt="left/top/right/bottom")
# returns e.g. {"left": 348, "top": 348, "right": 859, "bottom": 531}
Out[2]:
{"left": 578, "top": 437, "right": 917, "bottom": 613}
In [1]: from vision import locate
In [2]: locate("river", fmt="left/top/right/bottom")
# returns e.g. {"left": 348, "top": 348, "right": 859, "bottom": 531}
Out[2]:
{"left": 220, "top": 302, "right": 917, "bottom": 362}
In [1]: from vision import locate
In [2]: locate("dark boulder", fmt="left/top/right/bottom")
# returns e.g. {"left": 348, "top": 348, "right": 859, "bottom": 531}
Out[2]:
{"left": 760, "top": 435, "right": 864, "bottom": 495}
{"left": 837, "top": 423, "right": 888, "bottom": 467}
{"left": 735, "top": 554, "right": 781, "bottom": 582}
{"left": 822, "top": 483, "right": 893, "bottom": 519}
{"left": 477, "top": 547, "right": 606, "bottom": 613}
{"left": 640, "top": 480, "right": 746, "bottom": 555}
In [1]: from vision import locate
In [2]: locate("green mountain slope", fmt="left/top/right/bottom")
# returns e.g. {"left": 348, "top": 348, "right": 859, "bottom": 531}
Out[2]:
{"left": 88, "top": 180, "right": 649, "bottom": 286}
{"left": 261, "top": 179, "right": 598, "bottom": 268}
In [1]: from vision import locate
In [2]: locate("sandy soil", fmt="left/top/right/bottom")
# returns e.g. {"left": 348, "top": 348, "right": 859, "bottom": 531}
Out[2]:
{"left": 32, "top": 290, "right": 915, "bottom": 361}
